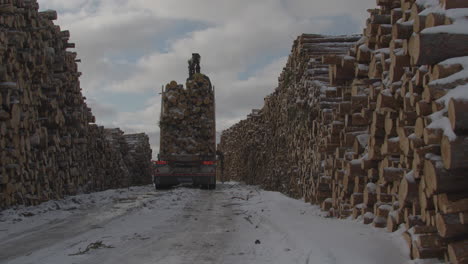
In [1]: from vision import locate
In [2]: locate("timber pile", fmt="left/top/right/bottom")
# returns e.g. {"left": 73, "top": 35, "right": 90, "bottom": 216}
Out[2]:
{"left": 124, "top": 133, "right": 152, "bottom": 185}
{"left": 160, "top": 73, "right": 215, "bottom": 157}
{"left": 219, "top": 34, "right": 360, "bottom": 196}
{"left": 219, "top": 0, "right": 468, "bottom": 262}
{"left": 0, "top": 0, "right": 152, "bottom": 209}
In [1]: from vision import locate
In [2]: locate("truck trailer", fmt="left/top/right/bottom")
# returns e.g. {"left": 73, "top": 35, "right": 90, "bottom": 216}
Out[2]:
{"left": 153, "top": 54, "right": 217, "bottom": 189}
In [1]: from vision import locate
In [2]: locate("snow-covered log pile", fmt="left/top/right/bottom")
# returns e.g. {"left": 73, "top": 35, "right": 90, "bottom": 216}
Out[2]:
{"left": 0, "top": 1, "right": 152, "bottom": 210}
{"left": 219, "top": 0, "right": 468, "bottom": 262}
{"left": 160, "top": 74, "right": 215, "bottom": 157}
{"left": 219, "top": 34, "right": 360, "bottom": 196}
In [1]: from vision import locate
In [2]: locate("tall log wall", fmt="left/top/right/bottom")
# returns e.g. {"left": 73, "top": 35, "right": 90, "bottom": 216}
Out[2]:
{"left": 0, "top": 1, "right": 152, "bottom": 209}
{"left": 219, "top": 0, "right": 468, "bottom": 262}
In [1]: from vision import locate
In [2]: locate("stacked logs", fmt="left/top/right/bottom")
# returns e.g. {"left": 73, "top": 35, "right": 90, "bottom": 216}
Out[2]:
{"left": 219, "top": 0, "right": 468, "bottom": 262}
{"left": 0, "top": 0, "right": 152, "bottom": 209}
{"left": 124, "top": 133, "right": 153, "bottom": 185}
{"left": 160, "top": 73, "right": 215, "bottom": 157}
{"left": 219, "top": 34, "right": 360, "bottom": 196}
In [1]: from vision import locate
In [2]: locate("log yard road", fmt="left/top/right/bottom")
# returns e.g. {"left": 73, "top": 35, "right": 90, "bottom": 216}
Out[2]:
{"left": 0, "top": 183, "right": 410, "bottom": 264}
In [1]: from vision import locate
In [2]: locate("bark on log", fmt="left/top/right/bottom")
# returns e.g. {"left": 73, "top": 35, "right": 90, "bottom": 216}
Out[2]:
{"left": 448, "top": 240, "right": 468, "bottom": 264}
{"left": 424, "top": 158, "right": 468, "bottom": 195}
{"left": 409, "top": 32, "right": 468, "bottom": 66}
{"left": 441, "top": 0, "right": 468, "bottom": 9}
{"left": 436, "top": 213, "right": 468, "bottom": 238}
{"left": 449, "top": 98, "right": 468, "bottom": 133}
{"left": 441, "top": 135, "right": 468, "bottom": 169}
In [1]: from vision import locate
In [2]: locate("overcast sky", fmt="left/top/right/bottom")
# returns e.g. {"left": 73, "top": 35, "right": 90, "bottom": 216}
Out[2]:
{"left": 37, "top": 0, "right": 374, "bottom": 158}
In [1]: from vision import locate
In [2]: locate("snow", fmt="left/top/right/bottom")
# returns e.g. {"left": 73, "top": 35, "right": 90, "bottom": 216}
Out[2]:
{"left": 419, "top": 6, "right": 468, "bottom": 34}
{"left": 356, "top": 36, "right": 366, "bottom": 45}
{"left": 425, "top": 153, "right": 442, "bottom": 161}
{"left": 379, "top": 204, "right": 393, "bottom": 211}
{"left": 0, "top": 82, "right": 17, "bottom": 86}
{"left": 363, "top": 212, "right": 374, "bottom": 218}
{"left": 431, "top": 56, "right": 468, "bottom": 86}
{"left": 0, "top": 183, "right": 410, "bottom": 264}
{"left": 375, "top": 48, "right": 390, "bottom": 55}
{"left": 406, "top": 171, "right": 416, "bottom": 183}
{"left": 418, "top": 5, "right": 444, "bottom": 16}
{"left": 440, "top": 86, "right": 468, "bottom": 110}
{"left": 401, "top": 20, "right": 415, "bottom": 26}
{"left": 422, "top": 18, "right": 468, "bottom": 35}
{"left": 415, "top": 0, "right": 439, "bottom": 8}
{"left": 446, "top": 8, "right": 468, "bottom": 20}
{"left": 320, "top": 86, "right": 337, "bottom": 93}
{"left": 359, "top": 45, "right": 371, "bottom": 52}
{"left": 427, "top": 116, "right": 457, "bottom": 140}
{"left": 358, "top": 64, "right": 369, "bottom": 71}
{"left": 381, "top": 89, "right": 393, "bottom": 96}
{"left": 356, "top": 134, "right": 369, "bottom": 147}
{"left": 395, "top": 48, "right": 406, "bottom": 56}
{"left": 356, "top": 203, "right": 367, "bottom": 209}
{"left": 366, "top": 183, "right": 377, "bottom": 193}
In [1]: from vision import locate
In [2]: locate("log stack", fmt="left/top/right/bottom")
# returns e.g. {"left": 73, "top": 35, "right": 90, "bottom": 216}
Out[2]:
{"left": 219, "top": 34, "right": 360, "bottom": 196}
{"left": 219, "top": 0, "right": 468, "bottom": 262}
{"left": 124, "top": 133, "right": 153, "bottom": 185}
{"left": 160, "top": 73, "right": 215, "bottom": 157}
{"left": 0, "top": 0, "right": 152, "bottom": 210}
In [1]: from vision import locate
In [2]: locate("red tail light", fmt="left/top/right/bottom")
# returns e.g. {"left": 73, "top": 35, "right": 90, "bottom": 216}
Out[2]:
{"left": 156, "top": 161, "right": 168, "bottom": 165}
{"left": 202, "top": 161, "right": 216, "bottom": 165}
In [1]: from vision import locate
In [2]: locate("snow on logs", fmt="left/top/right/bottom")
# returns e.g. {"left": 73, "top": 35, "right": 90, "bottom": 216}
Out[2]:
{"left": 218, "top": 0, "right": 468, "bottom": 262}
{"left": 0, "top": 0, "right": 152, "bottom": 209}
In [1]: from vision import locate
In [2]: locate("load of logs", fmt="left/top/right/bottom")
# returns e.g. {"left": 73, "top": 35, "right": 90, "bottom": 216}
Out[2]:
{"left": 219, "top": 0, "right": 468, "bottom": 263}
{"left": 0, "top": 0, "right": 152, "bottom": 209}
{"left": 159, "top": 73, "right": 215, "bottom": 157}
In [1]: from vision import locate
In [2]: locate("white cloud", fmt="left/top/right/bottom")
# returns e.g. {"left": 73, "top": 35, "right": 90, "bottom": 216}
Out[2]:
{"left": 37, "top": 0, "right": 375, "bottom": 158}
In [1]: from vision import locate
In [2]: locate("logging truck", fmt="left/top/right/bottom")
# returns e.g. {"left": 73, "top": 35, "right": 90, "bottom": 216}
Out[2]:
{"left": 153, "top": 54, "right": 217, "bottom": 189}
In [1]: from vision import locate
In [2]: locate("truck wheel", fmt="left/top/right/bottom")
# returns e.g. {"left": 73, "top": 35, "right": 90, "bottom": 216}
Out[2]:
{"left": 208, "top": 184, "right": 216, "bottom": 190}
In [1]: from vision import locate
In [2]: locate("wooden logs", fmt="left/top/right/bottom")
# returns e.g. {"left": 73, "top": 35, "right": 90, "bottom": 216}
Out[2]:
{"left": 160, "top": 75, "right": 215, "bottom": 157}
{"left": 461, "top": 212, "right": 468, "bottom": 224}
{"left": 409, "top": 32, "right": 468, "bottom": 66}
{"left": 441, "top": 0, "right": 468, "bottom": 9}
{"left": 449, "top": 98, "right": 468, "bottom": 133}
{"left": 424, "top": 158, "right": 468, "bottom": 195}
{"left": 218, "top": 2, "right": 468, "bottom": 263}
{"left": 399, "top": 172, "right": 419, "bottom": 208}
{"left": 0, "top": 1, "right": 153, "bottom": 209}
{"left": 436, "top": 193, "right": 468, "bottom": 214}
{"left": 123, "top": 133, "right": 153, "bottom": 185}
{"left": 441, "top": 135, "right": 468, "bottom": 169}
{"left": 447, "top": 240, "right": 468, "bottom": 264}
{"left": 436, "top": 213, "right": 468, "bottom": 238}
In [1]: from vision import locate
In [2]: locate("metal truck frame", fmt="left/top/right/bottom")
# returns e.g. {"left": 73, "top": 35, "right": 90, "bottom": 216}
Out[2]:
{"left": 153, "top": 154, "right": 216, "bottom": 189}
{"left": 153, "top": 58, "right": 217, "bottom": 189}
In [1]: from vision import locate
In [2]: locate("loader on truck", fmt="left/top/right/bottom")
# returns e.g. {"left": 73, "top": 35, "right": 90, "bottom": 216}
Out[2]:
{"left": 153, "top": 54, "right": 217, "bottom": 190}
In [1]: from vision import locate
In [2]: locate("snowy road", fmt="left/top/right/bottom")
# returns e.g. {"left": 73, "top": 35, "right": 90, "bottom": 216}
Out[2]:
{"left": 0, "top": 183, "right": 410, "bottom": 264}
